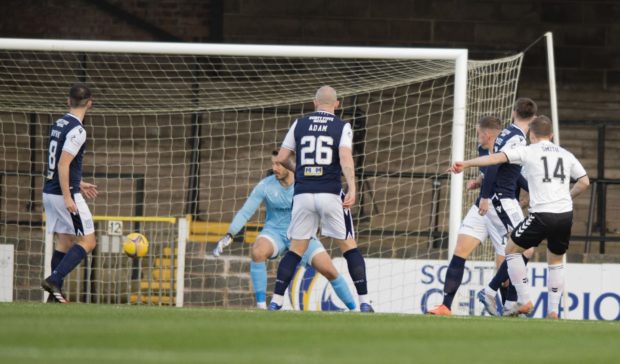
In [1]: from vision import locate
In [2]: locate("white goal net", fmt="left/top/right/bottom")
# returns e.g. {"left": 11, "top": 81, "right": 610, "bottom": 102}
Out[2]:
{"left": 0, "top": 40, "right": 521, "bottom": 311}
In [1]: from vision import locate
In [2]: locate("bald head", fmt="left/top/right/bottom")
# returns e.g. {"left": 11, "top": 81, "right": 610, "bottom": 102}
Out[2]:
{"left": 314, "top": 86, "right": 339, "bottom": 112}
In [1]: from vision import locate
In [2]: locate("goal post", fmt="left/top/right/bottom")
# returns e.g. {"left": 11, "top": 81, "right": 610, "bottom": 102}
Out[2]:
{"left": 0, "top": 38, "right": 522, "bottom": 312}
{"left": 449, "top": 52, "right": 468, "bottom": 258}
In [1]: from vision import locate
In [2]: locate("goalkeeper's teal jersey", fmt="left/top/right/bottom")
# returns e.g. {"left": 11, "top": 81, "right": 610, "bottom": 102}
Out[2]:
{"left": 228, "top": 175, "right": 293, "bottom": 235}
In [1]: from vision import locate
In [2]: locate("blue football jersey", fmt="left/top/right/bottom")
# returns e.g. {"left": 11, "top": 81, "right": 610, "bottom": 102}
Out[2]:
{"left": 43, "top": 114, "right": 87, "bottom": 195}
{"left": 480, "top": 123, "right": 527, "bottom": 199}
{"left": 475, "top": 145, "right": 489, "bottom": 207}
{"left": 228, "top": 175, "right": 294, "bottom": 235}
{"left": 281, "top": 111, "right": 352, "bottom": 196}
{"left": 478, "top": 144, "right": 490, "bottom": 176}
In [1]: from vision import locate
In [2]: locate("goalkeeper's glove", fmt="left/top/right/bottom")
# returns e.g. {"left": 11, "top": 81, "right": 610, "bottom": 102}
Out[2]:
{"left": 213, "top": 233, "right": 233, "bottom": 257}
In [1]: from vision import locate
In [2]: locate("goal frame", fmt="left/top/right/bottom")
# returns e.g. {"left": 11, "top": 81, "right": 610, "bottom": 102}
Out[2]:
{"left": 2, "top": 36, "right": 583, "bottom": 317}
{"left": 1, "top": 37, "right": 468, "bottom": 272}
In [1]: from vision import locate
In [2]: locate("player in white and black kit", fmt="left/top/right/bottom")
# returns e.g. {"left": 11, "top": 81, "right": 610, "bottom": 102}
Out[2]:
{"left": 269, "top": 86, "right": 373, "bottom": 312}
{"left": 449, "top": 116, "right": 590, "bottom": 318}
{"left": 41, "top": 83, "right": 98, "bottom": 303}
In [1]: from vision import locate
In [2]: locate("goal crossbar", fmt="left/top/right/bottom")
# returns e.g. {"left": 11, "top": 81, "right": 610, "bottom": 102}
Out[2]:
{"left": 0, "top": 38, "right": 466, "bottom": 60}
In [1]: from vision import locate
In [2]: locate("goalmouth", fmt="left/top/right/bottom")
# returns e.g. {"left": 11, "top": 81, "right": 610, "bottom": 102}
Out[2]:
{"left": 0, "top": 38, "right": 523, "bottom": 312}
{"left": 0, "top": 37, "right": 468, "bottom": 252}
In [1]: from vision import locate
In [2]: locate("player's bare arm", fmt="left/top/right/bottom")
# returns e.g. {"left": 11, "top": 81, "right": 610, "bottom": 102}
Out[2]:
{"left": 339, "top": 146, "right": 356, "bottom": 208}
{"left": 448, "top": 152, "right": 509, "bottom": 174}
{"left": 276, "top": 148, "right": 295, "bottom": 172}
{"left": 58, "top": 151, "right": 77, "bottom": 213}
{"left": 519, "top": 192, "right": 530, "bottom": 208}
{"left": 570, "top": 175, "right": 590, "bottom": 199}
{"left": 80, "top": 181, "right": 98, "bottom": 199}
{"left": 466, "top": 174, "right": 483, "bottom": 190}
{"left": 478, "top": 197, "right": 490, "bottom": 216}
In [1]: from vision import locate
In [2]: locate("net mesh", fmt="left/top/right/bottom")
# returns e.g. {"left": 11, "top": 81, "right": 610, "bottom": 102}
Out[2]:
{"left": 0, "top": 47, "right": 522, "bottom": 310}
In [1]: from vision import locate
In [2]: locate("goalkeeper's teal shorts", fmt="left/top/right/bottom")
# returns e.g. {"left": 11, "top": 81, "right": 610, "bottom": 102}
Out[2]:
{"left": 258, "top": 228, "right": 326, "bottom": 267}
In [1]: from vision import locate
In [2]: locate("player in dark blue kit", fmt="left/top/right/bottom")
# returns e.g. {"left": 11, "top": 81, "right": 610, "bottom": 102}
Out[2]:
{"left": 269, "top": 86, "right": 373, "bottom": 312}
{"left": 41, "top": 84, "right": 98, "bottom": 303}
{"left": 428, "top": 116, "right": 512, "bottom": 315}
{"left": 476, "top": 98, "right": 538, "bottom": 314}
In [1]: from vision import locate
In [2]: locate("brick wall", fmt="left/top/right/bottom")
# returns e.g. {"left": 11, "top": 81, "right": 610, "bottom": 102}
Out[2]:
{"left": 222, "top": 0, "right": 620, "bottom": 121}
{"left": 0, "top": 0, "right": 213, "bottom": 41}
{"left": 1, "top": 0, "right": 618, "bottom": 120}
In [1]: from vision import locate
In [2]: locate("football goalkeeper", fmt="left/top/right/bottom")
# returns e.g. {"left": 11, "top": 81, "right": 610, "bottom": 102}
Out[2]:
{"left": 213, "top": 151, "right": 356, "bottom": 311}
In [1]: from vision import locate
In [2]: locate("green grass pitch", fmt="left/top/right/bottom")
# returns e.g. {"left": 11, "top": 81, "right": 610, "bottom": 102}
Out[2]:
{"left": 0, "top": 303, "right": 618, "bottom": 364}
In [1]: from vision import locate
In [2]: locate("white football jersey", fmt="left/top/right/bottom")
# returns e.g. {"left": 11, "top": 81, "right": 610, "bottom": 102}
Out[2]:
{"left": 503, "top": 140, "right": 587, "bottom": 213}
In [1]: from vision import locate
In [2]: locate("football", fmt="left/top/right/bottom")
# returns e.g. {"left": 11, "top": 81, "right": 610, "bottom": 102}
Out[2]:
{"left": 122, "top": 232, "right": 149, "bottom": 258}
